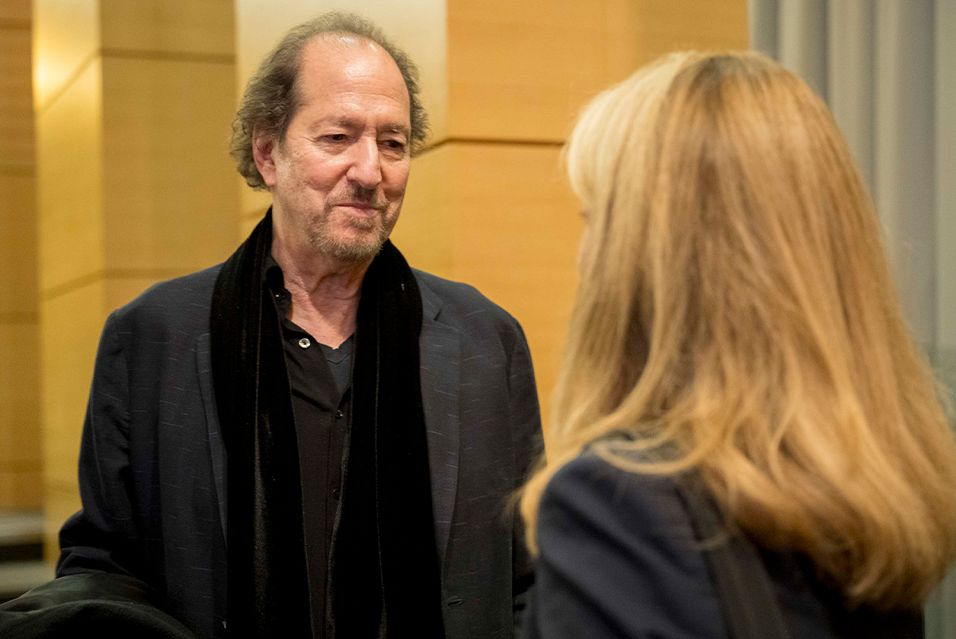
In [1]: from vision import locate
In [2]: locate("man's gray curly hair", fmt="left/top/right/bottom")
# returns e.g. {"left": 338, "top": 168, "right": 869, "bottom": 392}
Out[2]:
{"left": 230, "top": 12, "right": 429, "bottom": 190}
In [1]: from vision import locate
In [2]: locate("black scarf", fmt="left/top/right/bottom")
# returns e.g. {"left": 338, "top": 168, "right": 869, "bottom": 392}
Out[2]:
{"left": 210, "top": 213, "right": 445, "bottom": 638}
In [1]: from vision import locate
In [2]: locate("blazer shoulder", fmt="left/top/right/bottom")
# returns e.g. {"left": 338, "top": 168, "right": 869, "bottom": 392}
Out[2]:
{"left": 543, "top": 450, "right": 696, "bottom": 537}
{"left": 413, "top": 268, "right": 522, "bottom": 333}
{"left": 109, "top": 264, "right": 222, "bottom": 335}
{"left": 532, "top": 449, "right": 727, "bottom": 638}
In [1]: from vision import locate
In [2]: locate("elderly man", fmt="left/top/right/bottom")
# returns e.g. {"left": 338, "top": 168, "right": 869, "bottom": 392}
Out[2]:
{"left": 34, "top": 12, "right": 540, "bottom": 639}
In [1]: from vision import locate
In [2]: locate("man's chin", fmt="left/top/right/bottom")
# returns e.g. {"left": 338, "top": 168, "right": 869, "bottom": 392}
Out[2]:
{"left": 311, "top": 232, "right": 387, "bottom": 263}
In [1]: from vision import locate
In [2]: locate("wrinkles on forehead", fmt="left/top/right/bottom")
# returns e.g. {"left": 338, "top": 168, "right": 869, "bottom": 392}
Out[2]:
{"left": 291, "top": 33, "right": 410, "bottom": 118}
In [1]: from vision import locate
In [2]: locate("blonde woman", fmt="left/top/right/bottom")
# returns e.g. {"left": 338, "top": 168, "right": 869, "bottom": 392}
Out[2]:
{"left": 521, "top": 51, "right": 956, "bottom": 638}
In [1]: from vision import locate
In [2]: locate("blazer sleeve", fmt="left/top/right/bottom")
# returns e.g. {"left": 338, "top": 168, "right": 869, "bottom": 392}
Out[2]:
{"left": 0, "top": 312, "right": 189, "bottom": 634}
{"left": 526, "top": 453, "right": 727, "bottom": 639}
{"left": 508, "top": 323, "right": 544, "bottom": 635}
{"left": 56, "top": 310, "right": 152, "bottom": 586}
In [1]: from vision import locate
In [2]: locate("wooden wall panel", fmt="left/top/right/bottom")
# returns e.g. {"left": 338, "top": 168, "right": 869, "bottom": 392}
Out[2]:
{"left": 31, "top": 0, "right": 99, "bottom": 110}
{"left": 0, "top": 0, "right": 31, "bottom": 23}
{"left": 101, "top": 56, "right": 238, "bottom": 272}
{"left": 35, "top": 0, "right": 238, "bottom": 553}
{"left": 392, "top": 147, "right": 455, "bottom": 276}
{"left": 0, "top": 468, "right": 43, "bottom": 511}
{"left": 100, "top": 0, "right": 234, "bottom": 56}
{"left": 0, "top": 175, "right": 36, "bottom": 316}
{"left": 446, "top": 0, "right": 607, "bottom": 142}
{"left": 0, "top": 6, "right": 39, "bottom": 511}
{"left": 35, "top": 60, "right": 104, "bottom": 293}
{"left": 0, "top": 325, "right": 40, "bottom": 466}
{"left": 0, "top": 25, "right": 35, "bottom": 169}
{"left": 614, "top": 0, "right": 750, "bottom": 64}
{"left": 447, "top": 0, "right": 748, "bottom": 142}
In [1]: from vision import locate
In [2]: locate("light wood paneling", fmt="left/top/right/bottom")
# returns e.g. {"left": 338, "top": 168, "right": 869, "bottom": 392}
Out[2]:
{"left": 0, "top": 323, "right": 39, "bottom": 465}
{"left": 100, "top": 0, "right": 234, "bottom": 57}
{"left": 447, "top": 1, "right": 608, "bottom": 142}
{"left": 0, "top": 25, "right": 35, "bottom": 168}
{"left": 32, "top": 0, "right": 99, "bottom": 110}
{"left": 0, "top": 4, "right": 39, "bottom": 511}
{"left": 101, "top": 55, "right": 238, "bottom": 272}
{"left": 0, "top": 0, "right": 31, "bottom": 23}
{"left": 614, "top": 0, "right": 749, "bottom": 61}
{"left": 0, "top": 175, "right": 37, "bottom": 316}
{"left": 447, "top": 0, "right": 748, "bottom": 142}
{"left": 36, "top": 59, "right": 104, "bottom": 293}
{"left": 0, "top": 468, "right": 43, "bottom": 510}
{"left": 392, "top": 147, "right": 455, "bottom": 276}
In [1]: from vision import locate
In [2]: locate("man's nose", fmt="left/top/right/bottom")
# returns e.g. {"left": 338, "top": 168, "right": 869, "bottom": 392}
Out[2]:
{"left": 345, "top": 137, "right": 382, "bottom": 189}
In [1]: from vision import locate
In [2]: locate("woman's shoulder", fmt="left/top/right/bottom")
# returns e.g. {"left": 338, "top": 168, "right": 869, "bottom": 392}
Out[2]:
{"left": 535, "top": 444, "right": 925, "bottom": 639}
{"left": 543, "top": 443, "right": 690, "bottom": 531}
{"left": 533, "top": 446, "right": 728, "bottom": 638}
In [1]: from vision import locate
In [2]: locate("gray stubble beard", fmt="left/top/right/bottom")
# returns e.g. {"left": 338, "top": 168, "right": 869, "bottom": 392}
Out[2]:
{"left": 307, "top": 208, "right": 393, "bottom": 263}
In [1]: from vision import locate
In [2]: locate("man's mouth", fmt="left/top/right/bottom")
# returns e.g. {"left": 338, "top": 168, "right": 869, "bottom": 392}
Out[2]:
{"left": 333, "top": 202, "right": 386, "bottom": 214}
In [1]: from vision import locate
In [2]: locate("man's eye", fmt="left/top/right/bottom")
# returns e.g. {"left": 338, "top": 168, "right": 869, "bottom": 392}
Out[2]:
{"left": 382, "top": 139, "right": 406, "bottom": 151}
{"left": 322, "top": 134, "right": 348, "bottom": 142}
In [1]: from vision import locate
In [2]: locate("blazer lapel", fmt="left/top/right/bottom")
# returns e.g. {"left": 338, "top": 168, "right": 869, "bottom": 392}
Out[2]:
{"left": 417, "top": 275, "right": 461, "bottom": 566}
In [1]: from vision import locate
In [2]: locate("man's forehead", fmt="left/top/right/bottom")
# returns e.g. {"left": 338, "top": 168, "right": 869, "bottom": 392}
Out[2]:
{"left": 301, "top": 33, "right": 396, "bottom": 75}
{"left": 295, "top": 33, "right": 409, "bottom": 104}
{"left": 311, "top": 31, "right": 381, "bottom": 53}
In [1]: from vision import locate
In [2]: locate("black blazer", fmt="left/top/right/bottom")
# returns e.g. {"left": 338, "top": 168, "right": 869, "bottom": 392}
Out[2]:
{"left": 55, "top": 265, "right": 542, "bottom": 639}
{"left": 524, "top": 450, "right": 923, "bottom": 638}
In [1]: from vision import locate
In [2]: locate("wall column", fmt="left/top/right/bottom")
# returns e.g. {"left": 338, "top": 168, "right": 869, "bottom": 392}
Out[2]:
{"left": 33, "top": 0, "right": 240, "bottom": 555}
{"left": 0, "top": 0, "right": 40, "bottom": 512}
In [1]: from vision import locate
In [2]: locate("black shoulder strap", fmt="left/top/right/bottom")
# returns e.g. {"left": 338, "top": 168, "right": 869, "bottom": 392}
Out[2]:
{"left": 676, "top": 481, "right": 791, "bottom": 639}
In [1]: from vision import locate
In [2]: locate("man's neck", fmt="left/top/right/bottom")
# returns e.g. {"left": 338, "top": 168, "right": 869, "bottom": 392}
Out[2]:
{"left": 271, "top": 238, "right": 371, "bottom": 349}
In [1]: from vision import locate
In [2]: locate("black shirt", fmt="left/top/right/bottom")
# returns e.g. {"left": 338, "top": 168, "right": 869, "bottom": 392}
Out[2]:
{"left": 265, "top": 259, "right": 352, "bottom": 639}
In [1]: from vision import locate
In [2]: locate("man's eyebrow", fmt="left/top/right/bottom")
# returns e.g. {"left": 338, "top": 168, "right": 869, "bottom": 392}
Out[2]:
{"left": 323, "top": 117, "right": 360, "bottom": 129}
{"left": 317, "top": 119, "right": 409, "bottom": 137}
{"left": 379, "top": 123, "right": 410, "bottom": 136}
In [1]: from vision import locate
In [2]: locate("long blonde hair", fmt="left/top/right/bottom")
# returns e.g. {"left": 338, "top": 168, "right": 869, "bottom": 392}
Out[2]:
{"left": 522, "top": 51, "right": 956, "bottom": 611}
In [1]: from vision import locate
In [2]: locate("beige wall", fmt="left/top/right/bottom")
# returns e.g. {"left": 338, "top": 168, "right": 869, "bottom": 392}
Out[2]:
{"left": 33, "top": 0, "right": 240, "bottom": 554}
{"left": 22, "top": 0, "right": 747, "bottom": 556}
{"left": 0, "top": 0, "right": 41, "bottom": 511}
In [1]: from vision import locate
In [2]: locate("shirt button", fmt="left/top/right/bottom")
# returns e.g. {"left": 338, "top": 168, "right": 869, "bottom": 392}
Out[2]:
{"left": 335, "top": 409, "right": 344, "bottom": 419}
{"left": 332, "top": 488, "right": 341, "bottom": 500}
{"left": 298, "top": 337, "right": 311, "bottom": 349}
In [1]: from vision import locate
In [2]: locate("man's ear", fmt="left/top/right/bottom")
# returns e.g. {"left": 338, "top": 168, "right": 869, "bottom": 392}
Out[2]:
{"left": 252, "top": 129, "right": 278, "bottom": 187}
